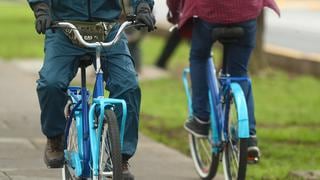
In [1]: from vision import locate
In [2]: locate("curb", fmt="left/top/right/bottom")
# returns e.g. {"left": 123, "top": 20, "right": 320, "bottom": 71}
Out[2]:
{"left": 152, "top": 27, "right": 320, "bottom": 77}
{"left": 265, "top": 44, "right": 320, "bottom": 77}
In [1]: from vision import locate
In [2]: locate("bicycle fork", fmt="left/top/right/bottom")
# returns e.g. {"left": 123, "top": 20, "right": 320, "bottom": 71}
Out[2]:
{"left": 88, "top": 47, "right": 128, "bottom": 177}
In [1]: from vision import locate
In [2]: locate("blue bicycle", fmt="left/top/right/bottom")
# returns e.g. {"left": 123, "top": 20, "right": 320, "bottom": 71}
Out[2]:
{"left": 183, "top": 27, "right": 250, "bottom": 180}
{"left": 52, "top": 21, "right": 139, "bottom": 180}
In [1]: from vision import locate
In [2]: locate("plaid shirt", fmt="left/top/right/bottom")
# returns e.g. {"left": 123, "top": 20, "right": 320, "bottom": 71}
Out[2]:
{"left": 167, "top": 0, "right": 280, "bottom": 33}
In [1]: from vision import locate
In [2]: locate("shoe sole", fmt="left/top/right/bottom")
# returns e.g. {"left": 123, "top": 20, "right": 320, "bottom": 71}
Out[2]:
{"left": 123, "top": 171, "right": 135, "bottom": 180}
{"left": 184, "top": 124, "right": 208, "bottom": 138}
{"left": 44, "top": 156, "right": 64, "bottom": 168}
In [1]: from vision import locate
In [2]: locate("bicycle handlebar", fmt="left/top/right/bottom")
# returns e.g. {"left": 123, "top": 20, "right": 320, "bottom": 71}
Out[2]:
{"left": 52, "top": 21, "right": 144, "bottom": 48}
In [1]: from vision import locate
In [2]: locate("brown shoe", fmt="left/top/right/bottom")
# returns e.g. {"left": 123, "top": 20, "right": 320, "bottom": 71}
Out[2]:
{"left": 44, "top": 134, "right": 64, "bottom": 168}
{"left": 122, "top": 160, "right": 134, "bottom": 180}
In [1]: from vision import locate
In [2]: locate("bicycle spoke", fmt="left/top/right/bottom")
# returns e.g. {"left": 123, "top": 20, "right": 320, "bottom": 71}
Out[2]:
{"left": 99, "top": 137, "right": 106, "bottom": 172}
{"left": 100, "top": 132, "right": 113, "bottom": 175}
{"left": 68, "top": 119, "right": 78, "bottom": 152}
{"left": 227, "top": 130, "right": 240, "bottom": 178}
{"left": 106, "top": 133, "right": 113, "bottom": 167}
{"left": 199, "top": 139, "right": 211, "bottom": 162}
{"left": 223, "top": 95, "right": 247, "bottom": 179}
{"left": 99, "top": 115, "right": 121, "bottom": 179}
{"left": 64, "top": 115, "right": 80, "bottom": 180}
{"left": 230, "top": 152, "right": 238, "bottom": 176}
{"left": 229, "top": 141, "right": 239, "bottom": 166}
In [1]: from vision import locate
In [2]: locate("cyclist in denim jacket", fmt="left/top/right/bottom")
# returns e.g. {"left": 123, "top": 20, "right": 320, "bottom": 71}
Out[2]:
{"left": 27, "top": 0, "right": 155, "bottom": 179}
{"left": 174, "top": 0, "right": 280, "bottom": 162}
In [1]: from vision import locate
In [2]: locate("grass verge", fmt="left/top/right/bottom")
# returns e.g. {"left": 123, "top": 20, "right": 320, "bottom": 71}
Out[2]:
{"left": 0, "top": 2, "right": 43, "bottom": 59}
{"left": 139, "top": 36, "right": 320, "bottom": 179}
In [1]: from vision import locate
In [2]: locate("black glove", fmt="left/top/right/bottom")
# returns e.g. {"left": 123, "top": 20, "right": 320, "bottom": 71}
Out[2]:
{"left": 31, "top": 2, "right": 52, "bottom": 34}
{"left": 136, "top": 2, "right": 156, "bottom": 32}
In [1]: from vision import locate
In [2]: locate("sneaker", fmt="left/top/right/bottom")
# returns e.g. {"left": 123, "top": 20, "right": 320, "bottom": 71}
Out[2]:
{"left": 44, "top": 134, "right": 64, "bottom": 168}
{"left": 184, "top": 116, "right": 210, "bottom": 138}
{"left": 122, "top": 160, "right": 134, "bottom": 180}
{"left": 247, "top": 135, "right": 261, "bottom": 164}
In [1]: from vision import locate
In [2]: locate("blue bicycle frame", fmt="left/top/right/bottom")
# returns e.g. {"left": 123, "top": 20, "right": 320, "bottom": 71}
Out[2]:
{"left": 64, "top": 46, "right": 128, "bottom": 178}
{"left": 183, "top": 57, "right": 250, "bottom": 154}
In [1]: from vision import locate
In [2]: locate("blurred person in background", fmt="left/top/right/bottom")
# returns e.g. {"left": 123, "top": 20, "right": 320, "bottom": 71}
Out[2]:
{"left": 154, "top": 0, "right": 184, "bottom": 69}
{"left": 126, "top": 27, "right": 146, "bottom": 73}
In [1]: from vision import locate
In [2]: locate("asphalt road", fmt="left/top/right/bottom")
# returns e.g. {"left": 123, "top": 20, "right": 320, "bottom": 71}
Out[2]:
{"left": 154, "top": 1, "right": 320, "bottom": 55}
{"left": 266, "top": 9, "right": 320, "bottom": 54}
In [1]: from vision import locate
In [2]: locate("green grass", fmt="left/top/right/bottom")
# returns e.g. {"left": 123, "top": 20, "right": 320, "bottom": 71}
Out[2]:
{"left": 0, "top": 2, "right": 44, "bottom": 59}
{"left": 1, "top": 3, "right": 320, "bottom": 178}
{"left": 139, "top": 71, "right": 320, "bottom": 179}
{"left": 139, "top": 36, "right": 320, "bottom": 179}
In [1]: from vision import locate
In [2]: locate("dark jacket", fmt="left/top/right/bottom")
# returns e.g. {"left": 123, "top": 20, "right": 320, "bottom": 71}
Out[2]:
{"left": 27, "top": 0, "right": 154, "bottom": 21}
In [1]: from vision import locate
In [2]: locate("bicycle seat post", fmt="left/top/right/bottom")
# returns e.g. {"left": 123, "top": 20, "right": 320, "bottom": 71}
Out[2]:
{"left": 80, "top": 62, "right": 87, "bottom": 89}
{"left": 95, "top": 46, "right": 102, "bottom": 74}
{"left": 222, "top": 47, "right": 228, "bottom": 75}
{"left": 94, "top": 46, "right": 104, "bottom": 98}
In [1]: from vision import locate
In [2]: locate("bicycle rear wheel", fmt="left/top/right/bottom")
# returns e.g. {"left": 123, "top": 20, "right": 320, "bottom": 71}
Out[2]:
{"left": 189, "top": 134, "right": 220, "bottom": 180}
{"left": 222, "top": 95, "right": 248, "bottom": 180}
{"left": 98, "top": 110, "right": 122, "bottom": 180}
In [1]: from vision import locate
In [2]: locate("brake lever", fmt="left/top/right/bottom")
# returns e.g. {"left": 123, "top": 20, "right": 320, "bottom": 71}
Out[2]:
{"left": 131, "top": 23, "right": 157, "bottom": 32}
{"left": 49, "top": 22, "right": 60, "bottom": 33}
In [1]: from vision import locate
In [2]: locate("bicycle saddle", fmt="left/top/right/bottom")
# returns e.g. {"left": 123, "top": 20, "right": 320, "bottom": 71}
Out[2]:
{"left": 212, "top": 27, "right": 245, "bottom": 43}
{"left": 78, "top": 54, "right": 93, "bottom": 67}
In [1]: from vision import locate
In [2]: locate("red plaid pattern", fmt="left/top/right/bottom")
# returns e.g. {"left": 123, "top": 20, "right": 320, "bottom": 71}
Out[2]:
{"left": 167, "top": 0, "right": 280, "bottom": 32}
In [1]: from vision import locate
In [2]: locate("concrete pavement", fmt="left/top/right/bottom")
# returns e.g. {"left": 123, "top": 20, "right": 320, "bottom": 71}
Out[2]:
{"left": 0, "top": 60, "right": 222, "bottom": 180}
{"left": 0, "top": 60, "right": 60, "bottom": 180}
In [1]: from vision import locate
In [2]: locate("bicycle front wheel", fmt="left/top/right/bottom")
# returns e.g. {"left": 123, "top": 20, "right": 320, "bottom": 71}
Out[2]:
{"left": 63, "top": 99, "right": 81, "bottom": 180}
{"left": 189, "top": 134, "right": 220, "bottom": 180}
{"left": 222, "top": 95, "right": 248, "bottom": 180}
{"left": 98, "top": 110, "right": 122, "bottom": 180}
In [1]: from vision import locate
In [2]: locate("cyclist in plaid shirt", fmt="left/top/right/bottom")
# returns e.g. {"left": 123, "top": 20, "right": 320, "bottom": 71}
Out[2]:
{"left": 174, "top": 0, "right": 280, "bottom": 163}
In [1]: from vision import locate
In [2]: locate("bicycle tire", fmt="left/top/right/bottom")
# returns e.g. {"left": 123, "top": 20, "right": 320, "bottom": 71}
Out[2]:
{"left": 62, "top": 165, "right": 85, "bottom": 180}
{"left": 222, "top": 95, "right": 248, "bottom": 180}
{"left": 189, "top": 134, "right": 220, "bottom": 180}
{"left": 98, "top": 110, "right": 122, "bottom": 180}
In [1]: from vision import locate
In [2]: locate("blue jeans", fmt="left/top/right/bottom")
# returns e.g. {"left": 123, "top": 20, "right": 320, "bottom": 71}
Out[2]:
{"left": 190, "top": 19, "right": 257, "bottom": 135}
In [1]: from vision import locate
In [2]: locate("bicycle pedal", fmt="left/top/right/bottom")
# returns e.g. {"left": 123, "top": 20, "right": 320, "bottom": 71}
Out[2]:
{"left": 247, "top": 156, "right": 259, "bottom": 164}
{"left": 101, "top": 170, "right": 113, "bottom": 178}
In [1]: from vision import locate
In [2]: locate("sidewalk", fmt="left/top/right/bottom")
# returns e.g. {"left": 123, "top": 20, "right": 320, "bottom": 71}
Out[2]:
{"left": 0, "top": 60, "right": 221, "bottom": 180}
